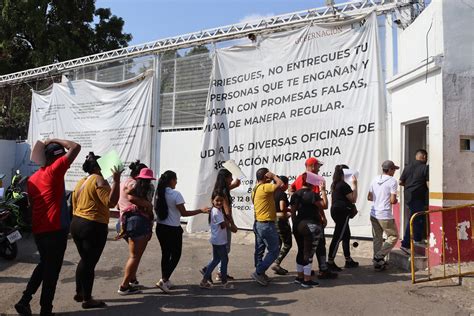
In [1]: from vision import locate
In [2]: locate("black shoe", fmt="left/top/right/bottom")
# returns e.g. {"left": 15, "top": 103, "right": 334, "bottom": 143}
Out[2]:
{"left": 327, "top": 262, "right": 343, "bottom": 272}
{"left": 73, "top": 293, "right": 84, "bottom": 302}
{"left": 293, "top": 277, "right": 304, "bottom": 284}
{"left": 82, "top": 299, "right": 107, "bottom": 309}
{"left": 318, "top": 269, "right": 338, "bottom": 279}
{"left": 14, "top": 302, "right": 32, "bottom": 316}
{"left": 301, "top": 279, "right": 320, "bottom": 288}
{"left": 344, "top": 259, "right": 359, "bottom": 268}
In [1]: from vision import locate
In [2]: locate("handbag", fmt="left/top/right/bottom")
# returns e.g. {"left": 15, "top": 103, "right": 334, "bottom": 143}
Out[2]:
{"left": 348, "top": 203, "right": 358, "bottom": 219}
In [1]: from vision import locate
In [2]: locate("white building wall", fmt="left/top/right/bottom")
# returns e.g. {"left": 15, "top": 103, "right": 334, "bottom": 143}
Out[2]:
{"left": 397, "top": 0, "right": 444, "bottom": 74}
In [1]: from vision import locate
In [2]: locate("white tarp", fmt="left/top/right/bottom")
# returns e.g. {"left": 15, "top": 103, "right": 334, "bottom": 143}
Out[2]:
{"left": 28, "top": 71, "right": 154, "bottom": 190}
{"left": 189, "top": 13, "right": 386, "bottom": 237}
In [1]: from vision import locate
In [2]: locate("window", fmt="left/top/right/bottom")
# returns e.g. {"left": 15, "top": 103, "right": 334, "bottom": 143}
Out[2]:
{"left": 460, "top": 136, "right": 473, "bottom": 152}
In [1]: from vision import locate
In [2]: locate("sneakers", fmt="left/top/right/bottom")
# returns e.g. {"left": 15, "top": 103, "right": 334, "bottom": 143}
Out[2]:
{"left": 271, "top": 264, "right": 289, "bottom": 275}
{"left": 129, "top": 279, "right": 140, "bottom": 287}
{"left": 344, "top": 259, "right": 359, "bottom": 268}
{"left": 294, "top": 277, "right": 304, "bottom": 284}
{"left": 14, "top": 301, "right": 32, "bottom": 316}
{"left": 251, "top": 271, "right": 268, "bottom": 286}
{"left": 400, "top": 246, "right": 411, "bottom": 255}
{"left": 301, "top": 279, "right": 320, "bottom": 288}
{"left": 263, "top": 273, "right": 271, "bottom": 283}
{"left": 327, "top": 262, "right": 342, "bottom": 272}
{"left": 156, "top": 279, "right": 171, "bottom": 294}
{"left": 317, "top": 269, "right": 338, "bottom": 279}
{"left": 373, "top": 257, "right": 387, "bottom": 271}
{"left": 117, "top": 286, "right": 142, "bottom": 295}
{"left": 166, "top": 279, "right": 174, "bottom": 289}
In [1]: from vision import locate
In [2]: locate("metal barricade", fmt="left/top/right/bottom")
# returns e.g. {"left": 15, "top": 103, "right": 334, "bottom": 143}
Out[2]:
{"left": 410, "top": 204, "right": 474, "bottom": 284}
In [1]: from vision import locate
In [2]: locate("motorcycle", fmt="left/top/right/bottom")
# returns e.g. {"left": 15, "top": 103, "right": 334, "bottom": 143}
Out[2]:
{"left": 0, "top": 199, "right": 22, "bottom": 260}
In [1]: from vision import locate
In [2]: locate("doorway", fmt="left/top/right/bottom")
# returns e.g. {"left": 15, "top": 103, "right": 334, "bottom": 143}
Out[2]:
{"left": 401, "top": 119, "right": 429, "bottom": 238}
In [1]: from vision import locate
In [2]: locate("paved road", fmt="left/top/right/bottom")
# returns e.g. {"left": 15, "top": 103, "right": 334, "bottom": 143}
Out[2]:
{"left": 1, "top": 225, "right": 473, "bottom": 315}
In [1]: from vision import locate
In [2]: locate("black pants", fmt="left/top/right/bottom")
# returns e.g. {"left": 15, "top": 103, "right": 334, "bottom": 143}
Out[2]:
{"left": 156, "top": 223, "right": 183, "bottom": 280}
{"left": 294, "top": 219, "right": 321, "bottom": 266}
{"left": 70, "top": 216, "right": 108, "bottom": 300}
{"left": 275, "top": 219, "right": 292, "bottom": 265}
{"left": 328, "top": 207, "right": 351, "bottom": 260}
{"left": 20, "top": 229, "right": 68, "bottom": 315}
{"left": 315, "top": 228, "right": 327, "bottom": 269}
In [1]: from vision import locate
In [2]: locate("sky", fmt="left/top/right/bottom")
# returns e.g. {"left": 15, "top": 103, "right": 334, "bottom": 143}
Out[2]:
{"left": 95, "top": 0, "right": 341, "bottom": 46}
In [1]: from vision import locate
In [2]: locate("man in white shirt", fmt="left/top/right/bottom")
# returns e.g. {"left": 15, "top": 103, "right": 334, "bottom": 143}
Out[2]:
{"left": 367, "top": 160, "right": 400, "bottom": 271}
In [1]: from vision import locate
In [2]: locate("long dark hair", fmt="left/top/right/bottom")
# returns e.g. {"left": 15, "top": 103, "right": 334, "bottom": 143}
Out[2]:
{"left": 134, "top": 179, "right": 151, "bottom": 199}
{"left": 331, "top": 164, "right": 349, "bottom": 191}
{"left": 129, "top": 160, "right": 148, "bottom": 178}
{"left": 155, "top": 170, "right": 177, "bottom": 220}
{"left": 213, "top": 169, "right": 232, "bottom": 202}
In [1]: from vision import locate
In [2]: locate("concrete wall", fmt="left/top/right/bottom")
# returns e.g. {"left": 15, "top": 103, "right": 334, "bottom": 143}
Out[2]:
{"left": 442, "top": 73, "right": 474, "bottom": 205}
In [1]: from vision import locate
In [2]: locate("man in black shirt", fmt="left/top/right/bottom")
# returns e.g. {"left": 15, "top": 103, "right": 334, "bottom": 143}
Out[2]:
{"left": 271, "top": 176, "right": 292, "bottom": 275}
{"left": 400, "top": 149, "right": 429, "bottom": 253}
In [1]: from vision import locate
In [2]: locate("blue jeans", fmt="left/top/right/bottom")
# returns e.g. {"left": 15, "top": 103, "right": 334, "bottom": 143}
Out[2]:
{"left": 401, "top": 199, "right": 426, "bottom": 248}
{"left": 204, "top": 244, "right": 228, "bottom": 283}
{"left": 253, "top": 221, "right": 279, "bottom": 275}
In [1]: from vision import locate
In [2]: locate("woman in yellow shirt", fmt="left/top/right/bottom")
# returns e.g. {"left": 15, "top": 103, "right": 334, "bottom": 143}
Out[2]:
{"left": 71, "top": 152, "right": 122, "bottom": 309}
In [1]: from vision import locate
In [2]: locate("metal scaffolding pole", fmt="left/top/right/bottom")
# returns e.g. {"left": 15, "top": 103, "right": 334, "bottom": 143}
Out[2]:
{"left": 0, "top": 0, "right": 411, "bottom": 86}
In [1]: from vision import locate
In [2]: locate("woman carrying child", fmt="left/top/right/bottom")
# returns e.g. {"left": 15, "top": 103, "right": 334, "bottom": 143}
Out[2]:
{"left": 154, "top": 170, "right": 209, "bottom": 293}
{"left": 199, "top": 190, "right": 234, "bottom": 290}
{"left": 117, "top": 168, "right": 156, "bottom": 295}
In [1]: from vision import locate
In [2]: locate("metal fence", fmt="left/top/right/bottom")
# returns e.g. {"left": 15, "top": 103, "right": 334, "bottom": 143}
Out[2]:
{"left": 410, "top": 204, "right": 474, "bottom": 284}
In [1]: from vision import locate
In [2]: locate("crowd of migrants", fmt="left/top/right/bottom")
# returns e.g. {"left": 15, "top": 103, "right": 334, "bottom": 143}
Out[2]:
{"left": 12, "top": 138, "right": 428, "bottom": 315}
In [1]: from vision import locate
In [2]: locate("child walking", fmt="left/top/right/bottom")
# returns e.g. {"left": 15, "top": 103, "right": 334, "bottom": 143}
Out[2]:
{"left": 200, "top": 190, "right": 234, "bottom": 290}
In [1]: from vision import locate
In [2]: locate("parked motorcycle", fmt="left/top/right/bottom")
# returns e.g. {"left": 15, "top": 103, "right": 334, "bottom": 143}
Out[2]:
{"left": 0, "top": 199, "right": 22, "bottom": 260}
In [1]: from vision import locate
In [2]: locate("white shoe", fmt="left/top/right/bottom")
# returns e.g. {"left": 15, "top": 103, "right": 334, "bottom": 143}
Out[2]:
{"left": 166, "top": 280, "right": 174, "bottom": 289}
{"left": 156, "top": 279, "right": 171, "bottom": 294}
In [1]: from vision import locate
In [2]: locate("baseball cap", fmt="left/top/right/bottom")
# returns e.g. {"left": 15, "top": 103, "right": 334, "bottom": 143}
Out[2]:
{"left": 44, "top": 142, "right": 66, "bottom": 159}
{"left": 382, "top": 160, "right": 399, "bottom": 170}
{"left": 305, "top": 157, "right": 323, "bottom": 166}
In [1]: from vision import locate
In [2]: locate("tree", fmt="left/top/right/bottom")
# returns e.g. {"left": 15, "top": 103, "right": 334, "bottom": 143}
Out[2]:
{"left": 185, "top": 45, "right": 210, "bottom": 57}
{"left": 0, "top": 0, "right": 132, "bottom": 140}
{"left": 0, "top": 0, "right": 132, "bottom": 75}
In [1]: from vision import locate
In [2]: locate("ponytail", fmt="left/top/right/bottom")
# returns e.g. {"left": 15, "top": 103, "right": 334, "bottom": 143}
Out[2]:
{"left": 129, "top": 160, "right": 148, "bottom": 178}
{"left": 331, "top": 164, "right": 349, "bottom": 191}
{"left": 155, "top": 170, "right": 177, "bottom": 220}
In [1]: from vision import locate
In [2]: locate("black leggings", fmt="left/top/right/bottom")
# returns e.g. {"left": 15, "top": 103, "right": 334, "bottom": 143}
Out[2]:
{"left": 20, "top": 230, "right": 68, "bottom": 315}
{"left": 294, "top": 219, "right": 321, "bottom": 266}
{"left": 156, "top": 223, "right": 183, "bottom": 280}
{"left": 328, "top": 207, "right": 351, "bottom": 260}
{"left": 70, "top": 216, "right": 108, "bottom": 300}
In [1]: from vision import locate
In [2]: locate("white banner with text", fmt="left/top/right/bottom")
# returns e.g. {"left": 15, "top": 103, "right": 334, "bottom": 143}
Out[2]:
{"left": 28, "top": 72, "right": 154, "bottom": 190}
{"left": 189, "top": 13, "right": 386, "bottom": 236}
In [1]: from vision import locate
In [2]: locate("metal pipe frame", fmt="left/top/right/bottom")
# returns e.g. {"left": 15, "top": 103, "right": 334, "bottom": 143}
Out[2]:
{"left": 0, "top": 0, "right": 409, "bottom": 86}
{"left": 410, "top": 204, "right": 474, "bottom": 284}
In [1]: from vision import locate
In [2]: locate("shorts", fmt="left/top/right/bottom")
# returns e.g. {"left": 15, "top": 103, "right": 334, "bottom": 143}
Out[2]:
{"left": 126, "top": 214, "right": 152, "bottom": 241}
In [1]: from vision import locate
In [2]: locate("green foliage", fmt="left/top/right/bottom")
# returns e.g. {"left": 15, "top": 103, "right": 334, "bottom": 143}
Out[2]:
{"left": 0, "top": 0, "right": 132, "bottom": 75}
{"left": 0, "top": 0, "right": 132, "bottom": 140}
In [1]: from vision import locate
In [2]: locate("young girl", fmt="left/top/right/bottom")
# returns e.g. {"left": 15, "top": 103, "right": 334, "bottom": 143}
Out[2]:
{"left": 199, "top": 190, "right": 234, "bottom": 290}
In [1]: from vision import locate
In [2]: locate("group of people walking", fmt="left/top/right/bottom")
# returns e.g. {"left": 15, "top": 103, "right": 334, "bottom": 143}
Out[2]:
{"left": 13, "top": 136, "right": 429, "bottom": 315}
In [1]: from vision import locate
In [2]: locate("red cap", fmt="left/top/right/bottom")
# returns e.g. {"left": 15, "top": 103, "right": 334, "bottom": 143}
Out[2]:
{"left": 305, "top": 157, "right": 323, "bottom": 166}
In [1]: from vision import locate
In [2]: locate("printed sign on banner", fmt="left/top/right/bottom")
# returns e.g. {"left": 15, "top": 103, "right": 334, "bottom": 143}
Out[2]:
{"left": 28, "top": 72, "right": 154, "bottom": 189}
{"left": 189, "top": 13, "right": 386, "bottom": 236}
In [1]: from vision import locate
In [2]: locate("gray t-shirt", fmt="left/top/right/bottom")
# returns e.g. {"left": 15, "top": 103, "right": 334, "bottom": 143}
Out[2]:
{"left": 157, "top": 187, "right": 185, "bottom": 227}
